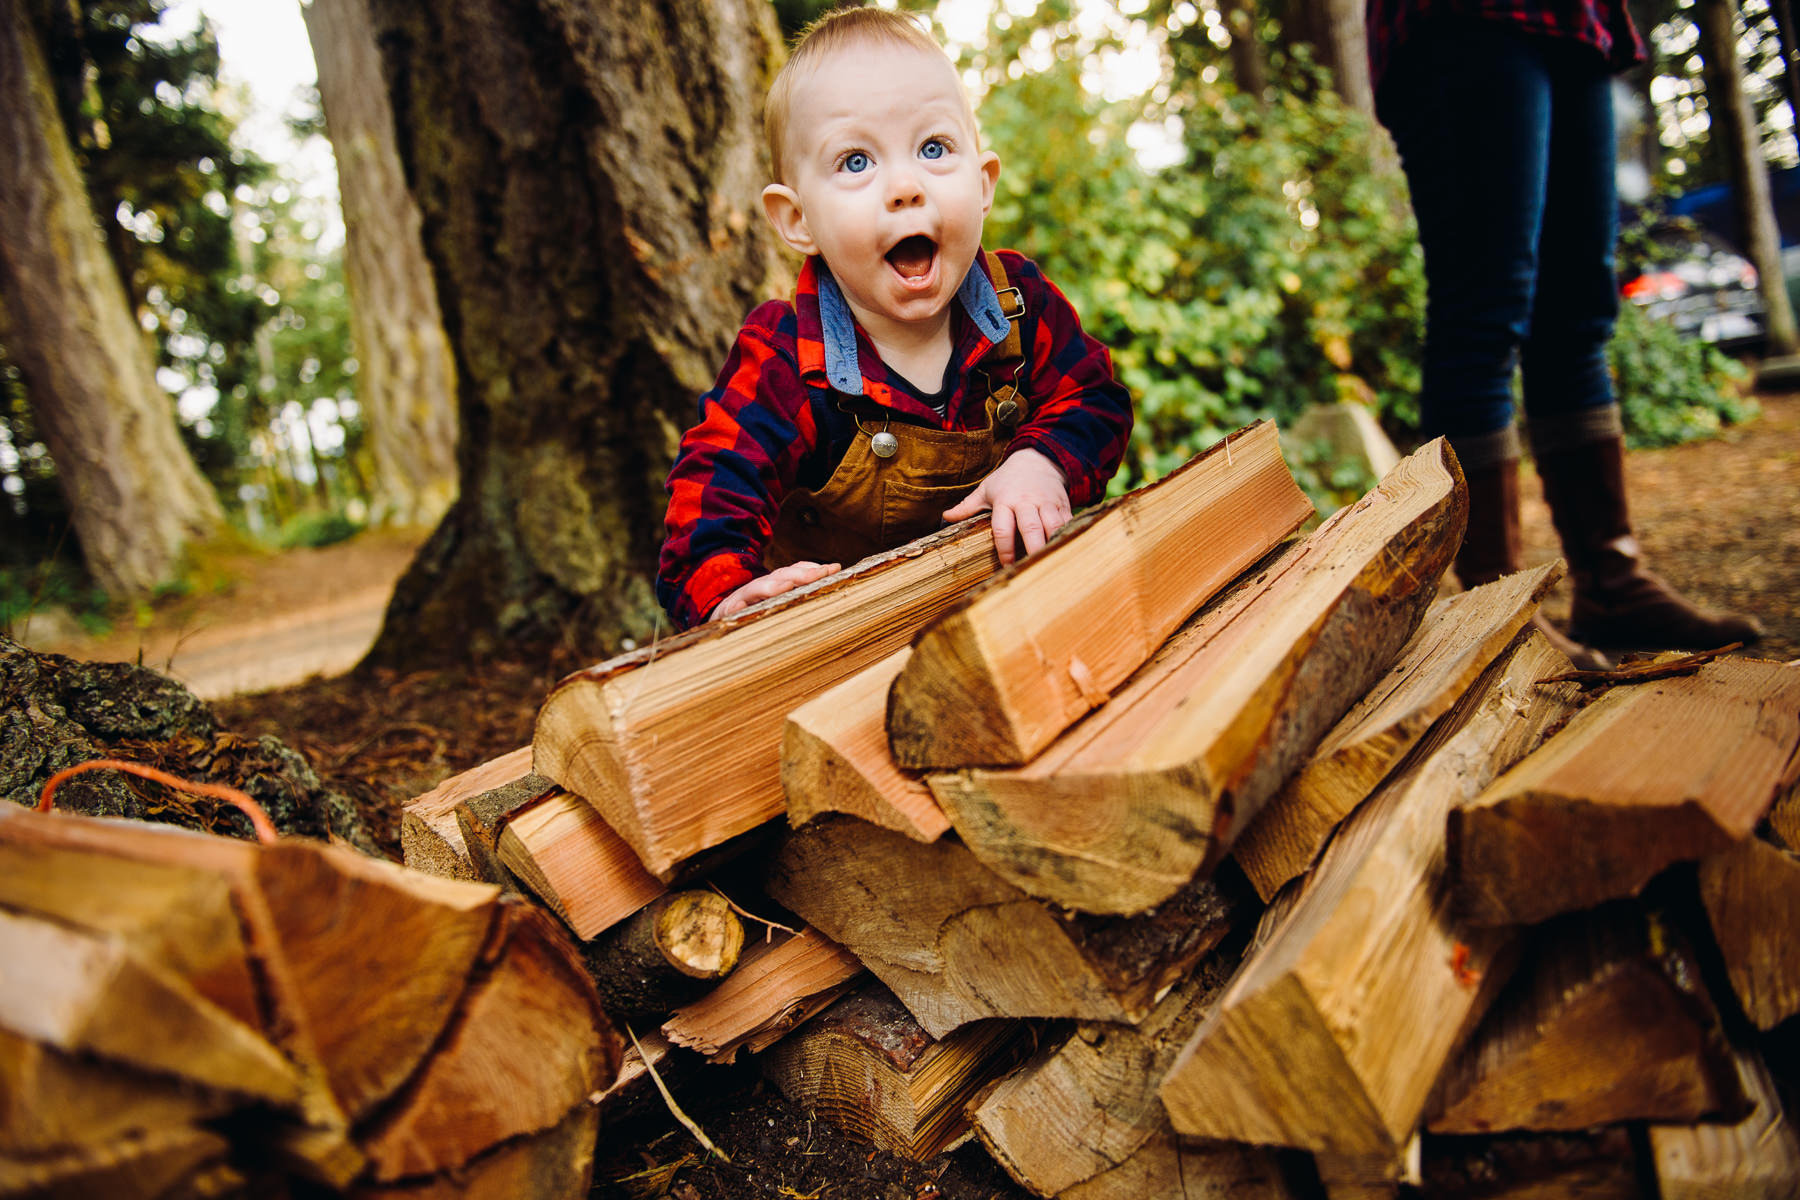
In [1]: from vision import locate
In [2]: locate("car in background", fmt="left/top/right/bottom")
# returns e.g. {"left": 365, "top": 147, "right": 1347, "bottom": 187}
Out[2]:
{"left": 1618, "top": 228, "right": 1764, "bottom": 348}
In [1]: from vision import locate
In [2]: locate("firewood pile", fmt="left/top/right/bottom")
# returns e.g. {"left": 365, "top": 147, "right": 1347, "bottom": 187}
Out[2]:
{"left": 417, "top": 420, "right": 1800, "bottom": 1197}
{"left": 0, "top": 799, "right": 622, "bottom": 1198}
{"left": 11, "top": 420, "right": 1798, "bottom": 1199}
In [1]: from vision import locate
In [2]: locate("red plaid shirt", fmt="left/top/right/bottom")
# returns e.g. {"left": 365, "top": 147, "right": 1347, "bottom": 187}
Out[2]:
{"left": 1366, "top": 0, "right": 1645, "bottom": 89}
{"left": 658, "top": 249, "right": 1133, "bottom": 630}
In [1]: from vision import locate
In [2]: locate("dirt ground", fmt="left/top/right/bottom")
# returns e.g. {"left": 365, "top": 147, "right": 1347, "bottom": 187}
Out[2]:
{"left": 15, "top": 390, "right": 1800, "bottom": 1199}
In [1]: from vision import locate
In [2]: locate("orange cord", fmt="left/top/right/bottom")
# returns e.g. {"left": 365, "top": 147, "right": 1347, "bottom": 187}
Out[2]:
{"left": 38, "top": 758, "right": 280, "bottom": 846}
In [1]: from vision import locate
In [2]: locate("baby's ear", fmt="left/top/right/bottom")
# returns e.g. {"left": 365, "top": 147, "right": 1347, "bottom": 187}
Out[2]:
{"left": 978, "top": 150, "right": 1000, "bottom": 216}
{"left": 762, "top": 184, "right": 818, "bottom": 256}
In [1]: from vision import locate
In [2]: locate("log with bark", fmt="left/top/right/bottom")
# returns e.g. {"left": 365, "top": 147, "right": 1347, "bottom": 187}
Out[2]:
{"left": 455, "top": 769, "right": 560, "bottom": 886}
{"left": 1232, "top": 562, "right": 1558, "bottom": 901}
{"left": 400, "top": 746, "right": 534, "bottom": 882}
{"left": 929, "top": 437, "right": 1465, "bottom": 916}
{"left": 887, "top": 419, "right": 1315, "bottom": 769}
{"left": 761, "top": 981, "right": 1036, "bottom": 1162}
{"left": 0, "top": 802, "right": 621, "bottom": 1197}
{"left": 766, "top": 815, "right": 1245, "bottom": 1038}
{"left": 1451, "top": 656, "right": 1800, "bottom": 927}
{"left": 580, "top": 890, "right": 745, "bottom": 1019}
{"left": 533, "top": 515, "right": 1002, "bottom": 878}
{"left": 1157, "top": 631, "right": 1584, "bottom": 1159}
{"left": 782, "top": 647, "right": 949, "bottom": 842}
{"left": 1426, "top": 900, "right": 1743, "bottom": 1135}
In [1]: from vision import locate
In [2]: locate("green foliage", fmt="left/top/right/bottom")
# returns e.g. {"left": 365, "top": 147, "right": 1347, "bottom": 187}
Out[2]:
{"left": 0, "top": 563, "right": 112, "bottom": 640}
{"left": 973, "top": 16, "right": 1423, "bottom": 493}
{"left": 274, "top": 509, "right": 364, "bottom": 550}
{"left": 1608, "top": 298, "right": 1757, "bottom": 447}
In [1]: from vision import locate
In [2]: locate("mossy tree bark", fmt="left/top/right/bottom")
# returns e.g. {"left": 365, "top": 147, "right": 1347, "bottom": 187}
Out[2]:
{"left": 303, "top": 0, "right": 459, "bottom": 530}
{"left": 0, "top": 0, "right": 224, "bottom": 599}
{"left": 361, "top": 0, "right": 790, "bottom": 666}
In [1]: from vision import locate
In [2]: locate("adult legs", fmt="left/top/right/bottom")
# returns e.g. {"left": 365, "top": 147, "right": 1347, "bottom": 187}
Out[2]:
{"left": 1379, "top": 24, "right": 1760, "bottom": 654}
{"left": 1521, "top": 49, "right": 1762, "bottom": 648}
{"left": 1377, "top": 23, "right": 1610, "bottom": 667}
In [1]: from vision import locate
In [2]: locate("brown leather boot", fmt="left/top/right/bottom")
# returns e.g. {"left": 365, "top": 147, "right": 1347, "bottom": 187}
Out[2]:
{"left": 1452, "top": 439, "right": 1613, "bottom": 671}
{"left": 1529, "top": 415, "right": 1764, "bottom": 652}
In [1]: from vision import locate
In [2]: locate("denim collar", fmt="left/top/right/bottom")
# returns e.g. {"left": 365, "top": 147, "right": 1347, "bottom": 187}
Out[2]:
{"left": 815, "top": 255, "right": 1011, "bottom": 395}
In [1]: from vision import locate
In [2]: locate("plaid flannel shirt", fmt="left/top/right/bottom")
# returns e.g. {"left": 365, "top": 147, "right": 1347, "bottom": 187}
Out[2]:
{"left": 657, "top": 249, "right": 1133, "bottom": 630}
{"left": 1366, "top": 0, "right": 1645, "bottom": 90}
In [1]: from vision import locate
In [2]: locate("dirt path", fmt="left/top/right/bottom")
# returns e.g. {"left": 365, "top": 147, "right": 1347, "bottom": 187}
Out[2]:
{"left": 1523, "top": 389, "right": 1799, "bottom": 664}
{"left": 16, "top": 527, "right": 426, "bottom": 700}
{"left": 16, "top": 391, "right": 1798, "bottom": 702}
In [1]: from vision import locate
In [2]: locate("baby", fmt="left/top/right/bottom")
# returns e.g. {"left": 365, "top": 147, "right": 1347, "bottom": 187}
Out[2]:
{"left": 656, "top": 6, "right": 1132, "bottom": 629}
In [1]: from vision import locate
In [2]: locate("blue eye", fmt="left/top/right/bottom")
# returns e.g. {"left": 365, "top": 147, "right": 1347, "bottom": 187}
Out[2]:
{"left": 843, "top": 152, "right": 870, "bottom": 173}
{"left": 920, "top": 139, "right": 946, "bottom": 160}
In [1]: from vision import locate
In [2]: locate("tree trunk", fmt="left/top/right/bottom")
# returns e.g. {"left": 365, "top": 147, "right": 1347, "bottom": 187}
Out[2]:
{"left": 1696, "top": 0, "right": 1800, "bottom": 355}
{"left": 302, "top": 0, "right": 459, "bottom": 530}
{"left": 1282, "top": 0, "right": 1375, "bottom": 115}
{"left": 1223, "top": 0, "right": 1270, "bottom": 100}
{"left": 360, "top": 0, "right": 790, "bottom": 665}
{"left": 0, "top": 1, "right": 224, "bottom": 599}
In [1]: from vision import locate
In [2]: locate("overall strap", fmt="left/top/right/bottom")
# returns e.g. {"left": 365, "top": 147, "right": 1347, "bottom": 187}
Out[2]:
{"left": 984, "top": 250, "right": 1025, "bottom": 361}
{"left": 981, "top": 250, "right": 1028, "bottom": 427}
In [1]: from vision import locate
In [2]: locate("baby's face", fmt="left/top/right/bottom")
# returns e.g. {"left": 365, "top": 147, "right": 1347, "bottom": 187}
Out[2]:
{"left": 765, "top": 41, "right": 999, "bottom": 342}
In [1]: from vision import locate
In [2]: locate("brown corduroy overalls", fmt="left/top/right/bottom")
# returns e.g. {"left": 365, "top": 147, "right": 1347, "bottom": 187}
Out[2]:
{"left": 764, "top": 252, "right": 1029, "bottom": 570}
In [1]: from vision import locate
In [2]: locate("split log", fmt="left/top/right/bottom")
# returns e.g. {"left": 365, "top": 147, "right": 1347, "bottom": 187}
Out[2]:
{"left": 533, "top": 514, "right": 1002, "bottom": 878}
{"left": 1426, "top": 900, "right": 1743, "bottom": 1135}
{"left": 0, "top": 1027, "right": 237, "bottom": 1157}
{"left": 1421, "top": 1127, "right": 1644, "bottom": 1200}
{"left": 1765, "top": 753, "right": 1800, "bottom": 850}
{"left": 761, "top": 982, "right": 1035, "bottom": 1161}
{"left": 1157, "top": 631, "right": 1584, "bottom": 1158}
{"left": 972, "top": 948, "right": 1248, "bottom": 1196}
{"left": 1699, "top": 835, "right": 1800, "bottom": 1030}
{"left": 580, "top": 890, "right": 745, "bottom": 1019}
{"left": 0, "top": 835, "right": 261, "bottom": 1030}
{"left": 0, "top": 908, "right": 301, "bottom": 1107}
{"left": 400, "top": 746, "right": 534, "bottom": 882}
{"left": 0, "top": 1122, "right": 235, "bottom": 1200}
{"left": 766, "top": 815, "right": 1245, "bottom": 1038}
{"left": 1452, "top": 656, "right": 1800, "bottom": 927}
{"left": 0, "top": 803, "right": 620, "bottom": 1193}
{"left": 1650, "top": 1036, "right": 1800, "bottom": 1199}
{"left": 1233, "top": 563, "right": 1558, "bottom": 901}
{"left": 662, "top": 926, "right": 865, "bottom": 1062}
{"left": 1058, "top": 1133, "right": 1302, "bottom": 1200}
{"left": 930, "top": 437, "right": 1465, "bottom": 916}
{"left": 495, "top": 789, "right": 666, "bottom": 940}
{"left": 888, "top": 419, "right": 1314, "bottom": 769}
{"left": 455, "top": 771, "right": 559, "bottom": 885}
{"left": 0, "top": 804, "right": 497, "bottom": 1125}
{"left": 349, "top": 1102, "right": 600, "bottom": 1200}
{"left": 356, "top": 901, "right": 619, "bottom": 1183}
{"left": 783, "top": 648, "right": 949, "bottom": 842}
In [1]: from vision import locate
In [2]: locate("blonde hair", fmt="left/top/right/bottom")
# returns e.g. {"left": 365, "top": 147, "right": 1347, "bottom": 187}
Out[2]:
{"left": 764, "top": 7, "right": 965, "bottom": 184}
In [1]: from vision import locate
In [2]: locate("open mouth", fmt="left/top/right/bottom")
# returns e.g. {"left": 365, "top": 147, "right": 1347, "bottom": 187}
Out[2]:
{"left": 885, "top": 234, "right": 938, "bottom": 283}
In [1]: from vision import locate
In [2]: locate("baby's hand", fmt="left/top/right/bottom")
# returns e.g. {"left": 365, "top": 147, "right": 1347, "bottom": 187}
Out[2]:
{"left": 711, "top": 561, "right": 842, "bottom": 621}
{"left": 942, "top": 448, "right": 1071, "bottom": 566}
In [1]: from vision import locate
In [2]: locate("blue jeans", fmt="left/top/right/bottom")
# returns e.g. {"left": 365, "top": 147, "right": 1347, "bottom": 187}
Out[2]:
{"left": 1377, "top": 21, "right": 1622, "bottom": 441}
